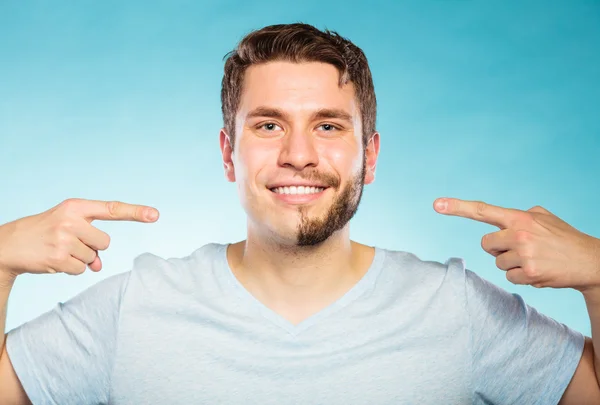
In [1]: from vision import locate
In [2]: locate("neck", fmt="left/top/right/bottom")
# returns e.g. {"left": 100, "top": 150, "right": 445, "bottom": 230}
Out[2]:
{"left": 226, "top": 226, "right": 375, "bottom": 324}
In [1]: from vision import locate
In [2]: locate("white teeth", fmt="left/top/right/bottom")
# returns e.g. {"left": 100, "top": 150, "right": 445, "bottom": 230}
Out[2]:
{"left": 272, "top": 186, "right": 325, "bottom": 195}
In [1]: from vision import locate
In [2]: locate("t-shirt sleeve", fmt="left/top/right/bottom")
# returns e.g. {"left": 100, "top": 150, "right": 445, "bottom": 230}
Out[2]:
{"left": 463, "top": 266, "right": 586, "bottom": 405}
{"left": 6, "top": 271, "right": 131, "bottom": 405}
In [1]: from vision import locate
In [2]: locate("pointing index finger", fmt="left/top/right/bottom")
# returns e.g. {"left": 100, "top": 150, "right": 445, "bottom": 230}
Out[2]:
{"left": 77, "top": 200, "right": 159, "bottom": 222}
{"left": 434, "top": 198, "right": 517, "bottom": 229}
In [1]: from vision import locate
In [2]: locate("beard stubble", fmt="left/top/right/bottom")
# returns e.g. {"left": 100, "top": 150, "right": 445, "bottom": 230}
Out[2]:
{"left": 295, "top": 157, "right": 367, "bottom": 246}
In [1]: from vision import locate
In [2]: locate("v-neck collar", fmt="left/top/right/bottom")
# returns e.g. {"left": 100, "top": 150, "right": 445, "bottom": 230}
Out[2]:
{"left": 216, "top": 243, "right": 386, "bottom": 336}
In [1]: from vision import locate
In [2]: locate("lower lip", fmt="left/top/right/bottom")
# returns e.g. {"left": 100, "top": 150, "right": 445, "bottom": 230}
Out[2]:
{"left": 270, "top": 188, "right": 328, "bottom": 204}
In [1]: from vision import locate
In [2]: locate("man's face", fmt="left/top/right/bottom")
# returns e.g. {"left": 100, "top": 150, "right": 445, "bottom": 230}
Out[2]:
{"left": 220, "top": 61, "right": 379, "bottom": 246}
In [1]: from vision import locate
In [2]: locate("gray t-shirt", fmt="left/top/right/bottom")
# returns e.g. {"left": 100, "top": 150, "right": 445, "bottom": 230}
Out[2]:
{"left": 7, "top": 243, "right": 584, "bottom": 404}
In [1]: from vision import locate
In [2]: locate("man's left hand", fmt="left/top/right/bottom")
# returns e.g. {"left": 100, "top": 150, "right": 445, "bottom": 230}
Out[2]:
{"left": 433, "top": 198, "right": 600, "bottom": 292}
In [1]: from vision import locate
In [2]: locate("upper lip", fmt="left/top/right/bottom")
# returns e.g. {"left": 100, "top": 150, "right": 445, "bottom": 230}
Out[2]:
{"left": 268, "top": 182, "right": 330, "bottom": 189}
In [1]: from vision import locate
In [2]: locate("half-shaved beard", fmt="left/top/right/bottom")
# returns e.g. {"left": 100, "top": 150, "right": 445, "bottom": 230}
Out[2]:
{"left": 296, "top": 157, "right": 366, "bottom": 246}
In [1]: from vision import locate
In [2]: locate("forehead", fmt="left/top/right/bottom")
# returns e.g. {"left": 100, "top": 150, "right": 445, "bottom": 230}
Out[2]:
{"left": 237, "top": 61, "right": 358, "bottom": 118}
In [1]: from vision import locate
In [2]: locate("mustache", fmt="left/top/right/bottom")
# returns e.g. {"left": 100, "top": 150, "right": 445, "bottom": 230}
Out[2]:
{"left": 296, "top": 170, "right": 340, "bottom": 188}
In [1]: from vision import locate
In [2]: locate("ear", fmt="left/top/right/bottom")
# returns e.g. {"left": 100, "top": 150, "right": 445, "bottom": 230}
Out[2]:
{"left": 219, "top": 129, "right": 236, "bottom": 182}
{"left": 364, "top": 132, "right": 380, "bottom": 185}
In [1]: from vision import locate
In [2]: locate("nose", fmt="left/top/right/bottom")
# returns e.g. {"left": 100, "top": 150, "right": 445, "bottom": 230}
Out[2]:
{"left": 277, "top": 128, "right": 319, "bottom": 170}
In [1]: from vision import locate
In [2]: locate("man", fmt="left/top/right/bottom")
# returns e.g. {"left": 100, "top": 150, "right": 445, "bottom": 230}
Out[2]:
{"left": 0, "top": 23, "right": 599, "bottom": 404}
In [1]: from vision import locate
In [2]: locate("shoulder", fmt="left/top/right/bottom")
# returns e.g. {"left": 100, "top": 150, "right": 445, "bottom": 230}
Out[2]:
{"left": 378, "top": 247, "right": 523, "bottom": 306}
{"left": 377, "top": 247, "right": 467, "bottom": 284}
{"left": 371, "top": 247, "right": 471, "bottom": 309}
{"left": 126, "top": 243, "right": 227, "bottom": 293}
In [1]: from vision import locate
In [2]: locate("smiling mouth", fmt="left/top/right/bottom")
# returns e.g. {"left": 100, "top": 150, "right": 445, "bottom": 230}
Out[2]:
{"left": 269, "top": 186, "right": 327, "bottom": 195}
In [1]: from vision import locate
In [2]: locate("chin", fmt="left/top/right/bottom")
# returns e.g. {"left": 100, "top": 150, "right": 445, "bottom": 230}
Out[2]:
{"left": 267, "top": 229, "right": 302, "bottom": 247}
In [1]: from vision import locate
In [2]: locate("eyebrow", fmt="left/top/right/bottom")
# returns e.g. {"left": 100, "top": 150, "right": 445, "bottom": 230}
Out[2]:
{"left": 245, "top": 106, "right": 354, "bottom": 124}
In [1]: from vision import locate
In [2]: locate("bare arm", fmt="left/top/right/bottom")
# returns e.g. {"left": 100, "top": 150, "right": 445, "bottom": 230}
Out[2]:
{"left": 0, "top": 199, "right": 158, "bottom": 404}
{"left": 0, "top": 273, "right": 31, "bottom": 405}
{"left": 559, "top": 287, "right": 600, "bottom": 404}
{"left": 558, "top": 337, "right": 600, "bottom": 404}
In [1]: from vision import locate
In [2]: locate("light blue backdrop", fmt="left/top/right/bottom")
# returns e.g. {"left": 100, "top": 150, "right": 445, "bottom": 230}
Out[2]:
{"left": 1, "top": 1, "right": 598, "bottom": 335}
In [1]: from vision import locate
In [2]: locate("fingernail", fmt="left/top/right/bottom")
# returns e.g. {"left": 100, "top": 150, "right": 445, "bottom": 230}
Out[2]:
{"left": 435, "top": 199, "right": 448, "bottom": 211}
{"left": 146, "top": 209, "right": 158, "bottom": 221}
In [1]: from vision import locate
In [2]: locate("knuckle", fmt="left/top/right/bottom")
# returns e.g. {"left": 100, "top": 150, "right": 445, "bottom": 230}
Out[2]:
{"left": 506, "top": 271, "right": 518, "bottom": 284}
{"left": 98, "top": 233, "right": 111, "bottom": 251}
{"left": 58, "top": 219, "right": 75, "bottom": 231}
{"left": 480, "top": 234, "right": 488, "bottom": 250}
{"left": 49, "top": 250, "right": 69, "bottom": 266}
{"left": 517, "top": 211, "right": 535, "bottom": 225}
{"left": 506, "top": 270, "right": 528, "bottom": 285}
{"left": 522, "top": 262, "right": 538, "bottom": 278}
{"left": 476, "top": 201, "right": 487, "bottom": 216}
{"left": 106, "top": 201, "right": 121, "bottom": 219}
{"left": 135, "top": 206, "right": 146, "bottom": 221}
{"left": 77, "top": 262, "right": 87, "bottom": 273}
{"left": 60, "top": 198, "right": 81, "bottom": 211}
{"left": 516, "top": 245, "right": 533, "bottom": 259}
{"left": 72, "top": 263, "right": 87, "bottom": 275}
{"left": 85, "top": 249, "right": 97, "bottom": 264}
{"left": 514, "top": 230, "right": 531, "bottom": 243}
{"left": 53, "top": 229, "right": 70, "bottom": 245}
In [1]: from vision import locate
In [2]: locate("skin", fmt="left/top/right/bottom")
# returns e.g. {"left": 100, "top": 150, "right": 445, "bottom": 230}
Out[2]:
{"left": 0, "top": 60, "right": 599, "bottom": 403}
{"left": 434, "top": 198, "right": 600, "bottom": 404}
{"left": 0, "top": 199, "right": 159, "bottom": 404}
{"left": 219, "top": 61, "right": 379, "bottom": 324}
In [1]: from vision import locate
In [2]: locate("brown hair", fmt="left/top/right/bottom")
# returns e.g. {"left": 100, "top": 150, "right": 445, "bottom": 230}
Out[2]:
{"left": 221, "top": 23, "right": 377, "bottom": 150}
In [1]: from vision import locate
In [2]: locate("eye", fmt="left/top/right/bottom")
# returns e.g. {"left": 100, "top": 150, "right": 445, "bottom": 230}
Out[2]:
{"left": 260, "top": 122, "right": 282, "bottom": 131}
{"left": 317, "top": 123, "right": 340, "bottom": 132}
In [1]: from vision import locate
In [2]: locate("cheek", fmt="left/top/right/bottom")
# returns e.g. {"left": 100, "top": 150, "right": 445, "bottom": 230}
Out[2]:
{"left": 320, "top": 143, "right": 363, "bottom": 174}
{"left": 234, "top": 141, "right": 278, "bottom": 190}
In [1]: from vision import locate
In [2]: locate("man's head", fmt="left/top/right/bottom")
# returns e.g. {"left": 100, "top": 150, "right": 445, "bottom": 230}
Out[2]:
{"left": 219, "top": 23, "right": 380, "bottom": 247}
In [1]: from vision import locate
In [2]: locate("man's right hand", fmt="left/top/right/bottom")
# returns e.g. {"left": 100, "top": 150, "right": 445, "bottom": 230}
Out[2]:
{"left": 0, "top": 198, "right": 159, "bottom": 279}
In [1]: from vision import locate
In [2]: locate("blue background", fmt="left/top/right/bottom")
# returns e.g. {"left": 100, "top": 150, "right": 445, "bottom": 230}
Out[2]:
{"left": 1, "top": 1, "right": 599, "bottom": 334}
